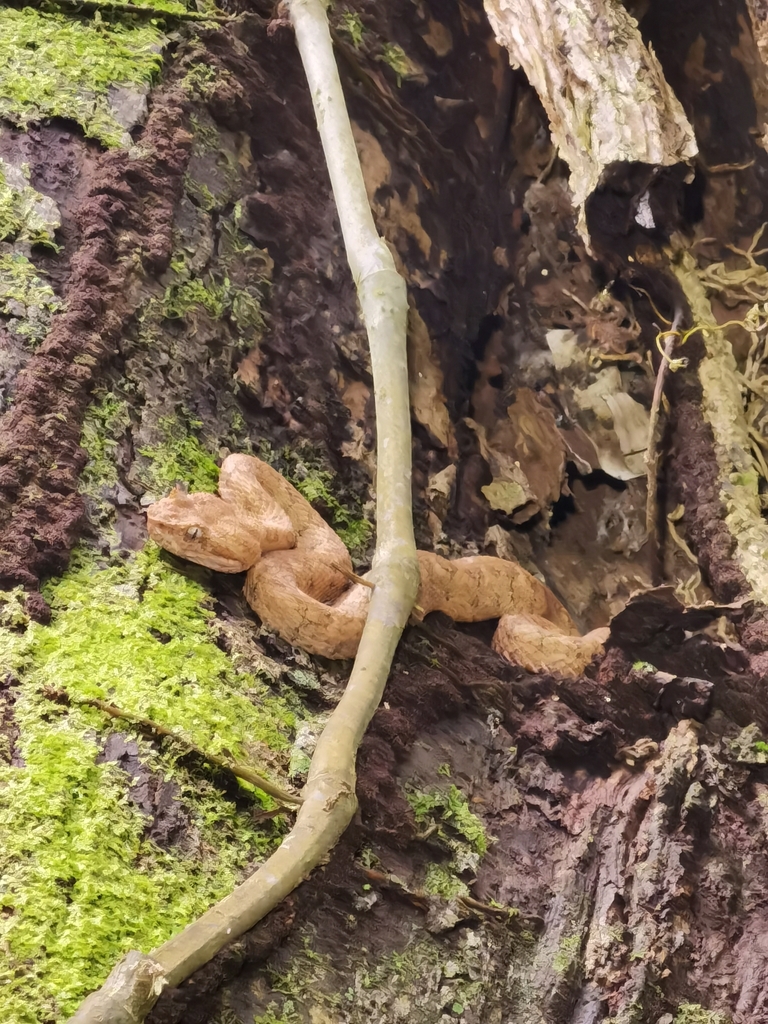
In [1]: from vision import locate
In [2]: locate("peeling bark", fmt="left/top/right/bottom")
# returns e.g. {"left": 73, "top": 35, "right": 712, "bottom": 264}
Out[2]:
{"left": 484, "top": 0, "right": 698, "bottom": 241}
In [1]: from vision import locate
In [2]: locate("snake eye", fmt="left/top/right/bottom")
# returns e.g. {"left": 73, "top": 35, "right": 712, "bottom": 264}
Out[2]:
{"left": 186, "top": 526, "right": 203, "bottom": 540}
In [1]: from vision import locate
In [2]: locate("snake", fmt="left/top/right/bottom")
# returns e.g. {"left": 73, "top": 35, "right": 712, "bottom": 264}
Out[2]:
{"left": 146, "top": 454, "right": 608, "bottom": 676}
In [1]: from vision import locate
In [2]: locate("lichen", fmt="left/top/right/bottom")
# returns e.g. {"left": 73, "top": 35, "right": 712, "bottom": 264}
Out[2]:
{"left": 0, "top": 253, "right": 63, "bottom": 344}
{"left": 0, "top": 544, "right": 296, "bottom": 1022}
{"left": 0, "top": 7, "right": 165, "bottom": 147}
{"left": 137, "top": 412, "right": 221, "bottom": 494}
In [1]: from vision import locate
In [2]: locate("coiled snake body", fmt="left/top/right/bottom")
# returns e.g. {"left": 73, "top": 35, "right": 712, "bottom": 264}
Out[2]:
{"left": 147, "top": 454, "right": 607, "bottom": 676}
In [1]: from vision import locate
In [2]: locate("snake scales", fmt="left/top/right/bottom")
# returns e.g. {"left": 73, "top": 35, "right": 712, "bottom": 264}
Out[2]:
{"left": 146, "top": 454, "right": 607, "bottom": 676}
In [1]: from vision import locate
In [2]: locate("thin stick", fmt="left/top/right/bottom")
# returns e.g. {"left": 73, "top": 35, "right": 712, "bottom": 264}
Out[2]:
{"left": 42, "top": 688, "right": 303, "bottom": 806}
{"left": 645, "top": 306, "right": 684, "bottom": 581}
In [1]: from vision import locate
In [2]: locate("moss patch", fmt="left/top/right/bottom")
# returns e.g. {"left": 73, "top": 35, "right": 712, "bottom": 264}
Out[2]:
{"left": 0, "top": 253, "right": 63, "bottom": 345}
{"left": 673, "top": 1005, "right": 731, "bottom": 1024}
{"left": 423, "top": 862, "right": 470, "bottom": 899}
{"left": 0, "top": 158, "right": 61, "bottom": 249}
{"left": 80, "top": 390, "right": 131, "bottom": 493}
{"left": 552, "top": 933, "right": 582, "bottom": 975}
{"left": 138, "top": 412, "right": 221, "bottom": 494}
{"left": 408, "top": 784, "right": 490, "bottom": 859}
{"left": 0, "top": 545, "right": 296, "bottom": 1022}
{"left": 261, "top": 442, "right": 374, "bottom": 559}
{"left": 0, "top": 7, "right": 165, "bottom": 147}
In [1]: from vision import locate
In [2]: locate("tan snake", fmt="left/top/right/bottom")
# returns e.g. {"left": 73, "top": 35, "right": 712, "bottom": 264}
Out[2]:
{"left": 146, "top": 454, "right": 607, "bottom": 676}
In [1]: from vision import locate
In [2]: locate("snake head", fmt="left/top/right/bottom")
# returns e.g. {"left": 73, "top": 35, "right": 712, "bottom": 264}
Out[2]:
{"left": 146, "top": 489, "right": 261, "bottom": 573}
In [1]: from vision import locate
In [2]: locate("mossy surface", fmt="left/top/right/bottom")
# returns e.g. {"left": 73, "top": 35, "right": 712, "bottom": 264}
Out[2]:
{"left": 0, "top": 545, "right": 296, "bottom": 1022}
{"left": 0, "top": 158, "right": 61, "bottom": 249}
{"left": 80, "top": 390, "right": 131, "bottom": 493}
{"left": 552, "top": 933, "right": 582, "bottom": 975}
{"left": 261, "top": 442, "right": 374, "bottom": 559}
{"left": 408, "top": 784, "right": 490, "bottom": 860}
{"left": 0, "top": 253, "right": 63, "bottom": 344}
{"left": 138, "top": 412, "right": 221, "bottom": 494}
{"left": 673, "top": 1005, "right": 731, "bottom": 1024}
{"left": 423, "top": 862, "right": 470, "bottom": 899}
{"left": 0, "top": 7, "right": 165, "bottom": 147}
{"left": 160, "top": 273, "right": 266, "bottom": 337}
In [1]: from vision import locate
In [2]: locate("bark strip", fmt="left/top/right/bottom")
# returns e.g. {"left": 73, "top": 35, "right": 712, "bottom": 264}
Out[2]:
{"left": 66, "top": 1, "right": 418, "bottom": 1020}
{"left": 483, "top": 0, "right": 697, "bottom": 241}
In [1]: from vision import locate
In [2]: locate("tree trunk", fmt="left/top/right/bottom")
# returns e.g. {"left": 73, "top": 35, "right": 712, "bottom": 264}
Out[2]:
{"left": 2, "top": 1, "right": 768, "bottom": 1023}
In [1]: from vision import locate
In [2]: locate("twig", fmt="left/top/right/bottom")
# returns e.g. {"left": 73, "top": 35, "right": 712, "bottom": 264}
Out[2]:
{"left": 645, "top": 305, "right": 684, "bottom": 581}
{"left": 359, "top": 865, "right": 529, "bottom": 924}
{"left": 330, "top": 561, "right": 374, "bottom": 589}
{"left": 42, "top": 687, "right": 303, "bottom": 806}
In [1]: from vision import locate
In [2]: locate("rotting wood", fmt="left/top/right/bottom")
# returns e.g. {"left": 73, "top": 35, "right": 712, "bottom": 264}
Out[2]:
{"left": 65, "top": 0, "right": 419, "bottom": 1019}
{"left": 483, "top": 0, "right": 698, "bottom": 243}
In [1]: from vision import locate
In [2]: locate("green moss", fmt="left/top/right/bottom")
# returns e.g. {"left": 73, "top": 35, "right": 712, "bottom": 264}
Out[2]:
{"left": 423, "top": 862, "right": 470, "bottom": 899}
{"left": 138, "top": 413, "right": 220, "bottom": 493}
{"left": 160, "top": 270, "right": 266, "bottom": 338}
{"left": 339, "top": 10, "right": 365, "bottom": 48}
{"left": 0, "top": 8, "right": 165, "bottom": 147}
{"left": 183, "top": 173, "right": 219, "bottom": 212}
{"left": 0, "top": 160, "right": 61, "bottom": 249}
{"left": 673, "top": 1005, "right": 730, "bottom": 1024}
{"left": 263, "top": 444, "right": 373, "bottom": 559}
{"left": 253, "top": 1003, "right": 300, "bottom": 1024}
{"left": 181, "top": 61, "right": 220, "bottom": 100}
{"left": 188, "top": 112, "right": 220, "bottom": 153}
{"left": 552, "top": 933, "right": 582, "bottom": 975}
{"left": 295, "top": 469, "right": 373, "bottom": 554}
{"left": 163, "top": 276, "right": 227, "bottom": 319}
{"left": 0, "top": 545, "right": 296, "bottom": 1022}
{"left": 80, "top": 390, "right": 131, "bottom": 493}
{"left": 379, "top": 42, "right": 409, "bottom": 86}
{"left": 632, "top": 661, "right": 656, "bottom": 674}
{"left": 0, "top": 586, "right": 29, "bottom": 629}
{"left": 0, "top": 253, "right": 63, "bottom": 344}
{"left": 408, "top": 784, "right": 489, "bottom": 857}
